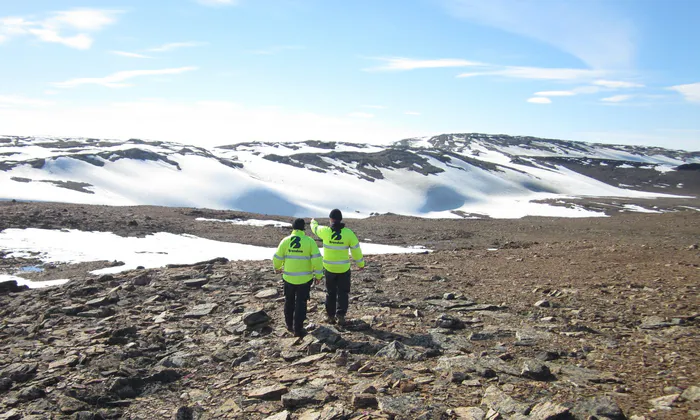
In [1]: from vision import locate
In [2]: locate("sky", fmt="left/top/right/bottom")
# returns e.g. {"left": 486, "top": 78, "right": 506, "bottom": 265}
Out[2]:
{"left": 0, "top": 0, "right": 698, "bottom": 150}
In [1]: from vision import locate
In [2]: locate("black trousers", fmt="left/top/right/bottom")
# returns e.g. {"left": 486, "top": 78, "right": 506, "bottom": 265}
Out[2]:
{"left": 325, "top": 269, "right": 351, "bottom": 317}
{"left": 283, "top": 280, "right": 312, "bottom": 334}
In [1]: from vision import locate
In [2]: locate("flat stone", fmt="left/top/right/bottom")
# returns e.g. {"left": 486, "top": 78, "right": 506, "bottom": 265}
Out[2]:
{"left": 291, "top": 353, "right": 326, "bottom": 366}
{"left": 377, "top": 395, "right": 423, "bottom": 417}
{"left": 481, "top": 385, "right": 531, "bottom": 416}
{"left": 86, "top": 296, "right": 111, "bottom": 307}
{"left": 17, "top": 385, "right": 45, "bottom": 402}
{"left": 247, "top": 384, "right": 289, "bottom": 400}
{"left": 649, "top": 394, "right": 679, "bottom": 409}
{"left": 184, "top": 303, "right": 218, "bottom": 318}
{"left": 571, "top": 396, "right": 625, "bottom": 420}
{"left": 520, "top": 359, "right": 552, "bottom": 381}
{"left": 454, "top": 407, "right": 485, "bottom": 420}
{"left": 243, "top": 310, "right": 272, "bottom": 327}
{"left": 255, "top": 288, "right": 279, "bottom": 299}
{"left": 352, "top": 393, "right": 378, "bottom": 408}
{"left": 376, "top": 341, "right": 425, "bottom": 361}
{"left": 682, "top": 385, "right": 700, "bottom": 402}
{"left": 263, "top": 411, "right": 290, "bottom": 420}
{"left": 1, "top": 362, "right": 38, "bottom": 382}
{"left": 281, "top": 387, "right": 329, "bottom": 408}
{"left": 183, "top": 278, "right": 209, "bottom": 288}
{"left": 49, "top": 354, "right": 80, "bottom": 369}
{"left": 529, "top": 401, "right": 570, "bottom": 420}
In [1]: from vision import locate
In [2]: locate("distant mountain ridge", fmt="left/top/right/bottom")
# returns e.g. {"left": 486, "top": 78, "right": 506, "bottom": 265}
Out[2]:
{"left": 0, "top": 133, "right": 698, "bottom": 218}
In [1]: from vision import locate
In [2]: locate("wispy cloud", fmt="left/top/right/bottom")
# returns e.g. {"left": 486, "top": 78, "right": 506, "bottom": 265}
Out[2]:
{"left": 0, "top": 9, "right": 121, "bottom": 50}
{"left": 593, "top": 80, "right": 644, "bottom": 88}
{"left": 601, "top": 94, "right": 634, "bottom": 103}
{"left": 527, "top": 97, "right": 551, "bottom": 104}
{"left": 148, "top": 42, "right": 207, "bottom": 52}
{"left": 53, "top": 67, "right": 198, "bottom": 89}
{"left": 441, "top": 0, "right": 635, "bottom": 69}
{"left": 668, "top": 82, "right": 700, "bottom": 103}
{"left": 111, "top": 51, "right": 153, "bottom": 59}
{"left": 249, "top": 45, "right": 304, "bottom": 55}
{"left": 347, "top": 112, "right": 375, "bottom": 118}
{"left": 404, "top": 111, "right": 421, "bottom": 115}
{"left": 365, "top": 57, "right": 483, "bottom": 71}
{"left": 0, "top": 94, "right": 54, "bottom": 108}
{"left": 196, "top": 0, "right": 240, "bottom": 6}
{"left": 458, "top": 66, "right": 607, "bottom": 81}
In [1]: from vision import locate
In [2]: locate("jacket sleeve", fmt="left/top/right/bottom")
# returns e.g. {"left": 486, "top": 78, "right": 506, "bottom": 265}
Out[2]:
{"left": 310, "top": 219, "right": 330, "bottom": 241}
{"left": 348, "top": 230, "right": 365, "bottom": 268}
{"left": 273, "top": 238, "right": 286, "bottom": 271}
{"left": 309, "top": 239, "right": 323, "bottom": 279}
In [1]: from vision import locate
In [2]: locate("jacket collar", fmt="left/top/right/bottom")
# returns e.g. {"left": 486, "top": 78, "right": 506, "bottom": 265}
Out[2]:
{"left": 292, "top": 229, "right": 306, "bottom": 236}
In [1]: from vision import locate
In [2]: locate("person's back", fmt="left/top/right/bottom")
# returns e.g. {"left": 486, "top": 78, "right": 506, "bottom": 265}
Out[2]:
{"left": 273, "top": 218, "right": 322, "bottom": 336}
{"left": 310, "top": 209, "right": 364, "bottom": 325}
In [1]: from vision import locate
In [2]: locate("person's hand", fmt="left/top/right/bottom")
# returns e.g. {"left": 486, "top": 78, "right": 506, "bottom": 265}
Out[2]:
{"left": 314, "top": 277, "right": 321, "bottom": 285}
{"left": 358, "top": 265, "right": 365, "bottom": 271}
{"left": 275, "top": 269, "right": 283, "bottom": 274}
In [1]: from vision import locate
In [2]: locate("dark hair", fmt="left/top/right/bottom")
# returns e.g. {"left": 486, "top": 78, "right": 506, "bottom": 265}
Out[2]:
{"left": 293, "top": 218, "right": 305, "bottom": 230}
{"left": 329, "top": 209, "right": 343, "bottom": 221}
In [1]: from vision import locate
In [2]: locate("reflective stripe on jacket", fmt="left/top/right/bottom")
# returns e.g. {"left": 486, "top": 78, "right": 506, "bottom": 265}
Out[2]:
{"left": 310, "top": 219, "right": 365, "bottom": 273}
{"left": 272, "top": 230, "right": 323, "bottom": 284}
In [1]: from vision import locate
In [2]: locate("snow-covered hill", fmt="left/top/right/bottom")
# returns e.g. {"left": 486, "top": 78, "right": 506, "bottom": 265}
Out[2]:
{"left": 1, "top": 134, "right": 698, "bottom": 218}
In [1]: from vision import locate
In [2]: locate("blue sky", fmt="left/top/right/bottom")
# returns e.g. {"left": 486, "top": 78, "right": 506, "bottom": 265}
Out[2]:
{"left": 0, "top": 0, "right": 698, "bottom": 150}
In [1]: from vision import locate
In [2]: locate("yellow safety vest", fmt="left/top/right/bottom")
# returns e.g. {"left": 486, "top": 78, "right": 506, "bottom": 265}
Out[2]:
{"left": 273, "top": 230, "right": 323, "bottom": 284}
{"left": 310, "top": 220, "right": 365, "bottom": 273}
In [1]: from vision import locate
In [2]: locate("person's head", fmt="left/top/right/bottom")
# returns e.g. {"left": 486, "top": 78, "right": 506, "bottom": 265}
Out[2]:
{"left": 293, "top": 218, "right": 305, "bottom": 230}
{"left": 329, "top": 208, "right": 342, "bottom": 223}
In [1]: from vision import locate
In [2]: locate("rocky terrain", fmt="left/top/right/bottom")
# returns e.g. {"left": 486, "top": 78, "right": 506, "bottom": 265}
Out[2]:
{"left": 0, "top": 201, "right": 699, "bottom": 419}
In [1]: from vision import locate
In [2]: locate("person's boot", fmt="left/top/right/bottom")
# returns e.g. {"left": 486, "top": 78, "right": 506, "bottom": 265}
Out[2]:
{"left": 326, "top": 315, "right": 337, "bottom": 324}
{"left": 336, "top": 315, "right": 346, "bottom": 326}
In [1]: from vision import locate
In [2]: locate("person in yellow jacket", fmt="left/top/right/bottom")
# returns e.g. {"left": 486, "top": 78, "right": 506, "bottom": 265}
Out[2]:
{"left": 310, "top": 209, "right": 364, "bottom": 326}
{"left": 273, "top": 218, "right": 323, "bottom": 337}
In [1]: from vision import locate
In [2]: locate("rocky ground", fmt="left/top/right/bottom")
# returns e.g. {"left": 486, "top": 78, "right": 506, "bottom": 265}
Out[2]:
{"left": 0, "top": 201, "right": 699, "bottom": 419}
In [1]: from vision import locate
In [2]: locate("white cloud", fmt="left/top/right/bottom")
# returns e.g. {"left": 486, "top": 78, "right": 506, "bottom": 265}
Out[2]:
{"left": 53, "top": 67, "right": 198, "bottom": 89}
{"left": 527, "top": 97, "right": 551, "bottom": 104}
{"left": 668, "top": 82, "right": 700, "bottom": 103}
{"left": 28, "top": 28, "right": 92, "bottom": 49}
{"left": 148, "top": 41, "right": 207, "bottom": 52}
{"left": 46, "top": 9, "right": 121, "bottom": 31}
{"left": 44, "top": 90, "right": 60, "bottom": 95}
{"left": 0, "top": 9, "right": 121, "bottom": 49}
{"left": 404, "top": 111, "right": 421, "bottom": 115}
{"left": 365, "top": 57, "right": 483, "bottom": 71}
{"left": 593, "top": 80, "right": 644, "bottom": 88}
{"left": 111, "top": 51, "right": 153, "bottom": 59}
{"left": 363, "top": 105, "right": 386, "bottom": 109}
{"left": 601, "top": 94, "right": 633, "bottom": 103}
{"left": 348, "top": 112, "right": 375, "bottom": 118}
{"left": 534, "top": 91, "right": 576, "bottom": 97}
{"left": 458, "top": 66, "right": 606, "bottom": 81}
{"left": 0, "top": 95, "right": 54, "bottom": 108}
{"left": 0, "top": 100, "right": 423, "bottom": 147}
{"left": 442, "top": 0, "right": 635, "bottom": 69}
{"left": 196, "top": 0, "right": 240, "bottom": 6}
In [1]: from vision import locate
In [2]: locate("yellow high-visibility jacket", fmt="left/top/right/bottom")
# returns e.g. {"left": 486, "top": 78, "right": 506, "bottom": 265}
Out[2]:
{"left": 310, "top": 219, "right": 365, "bottom": 273}
{"left": 273, "top": 230, "right": 323, "bottom": 284}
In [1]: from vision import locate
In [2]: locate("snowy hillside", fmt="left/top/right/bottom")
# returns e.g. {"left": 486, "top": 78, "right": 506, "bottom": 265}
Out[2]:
{"left": 0, "top": 134, "right": 698, "bottom": 219}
